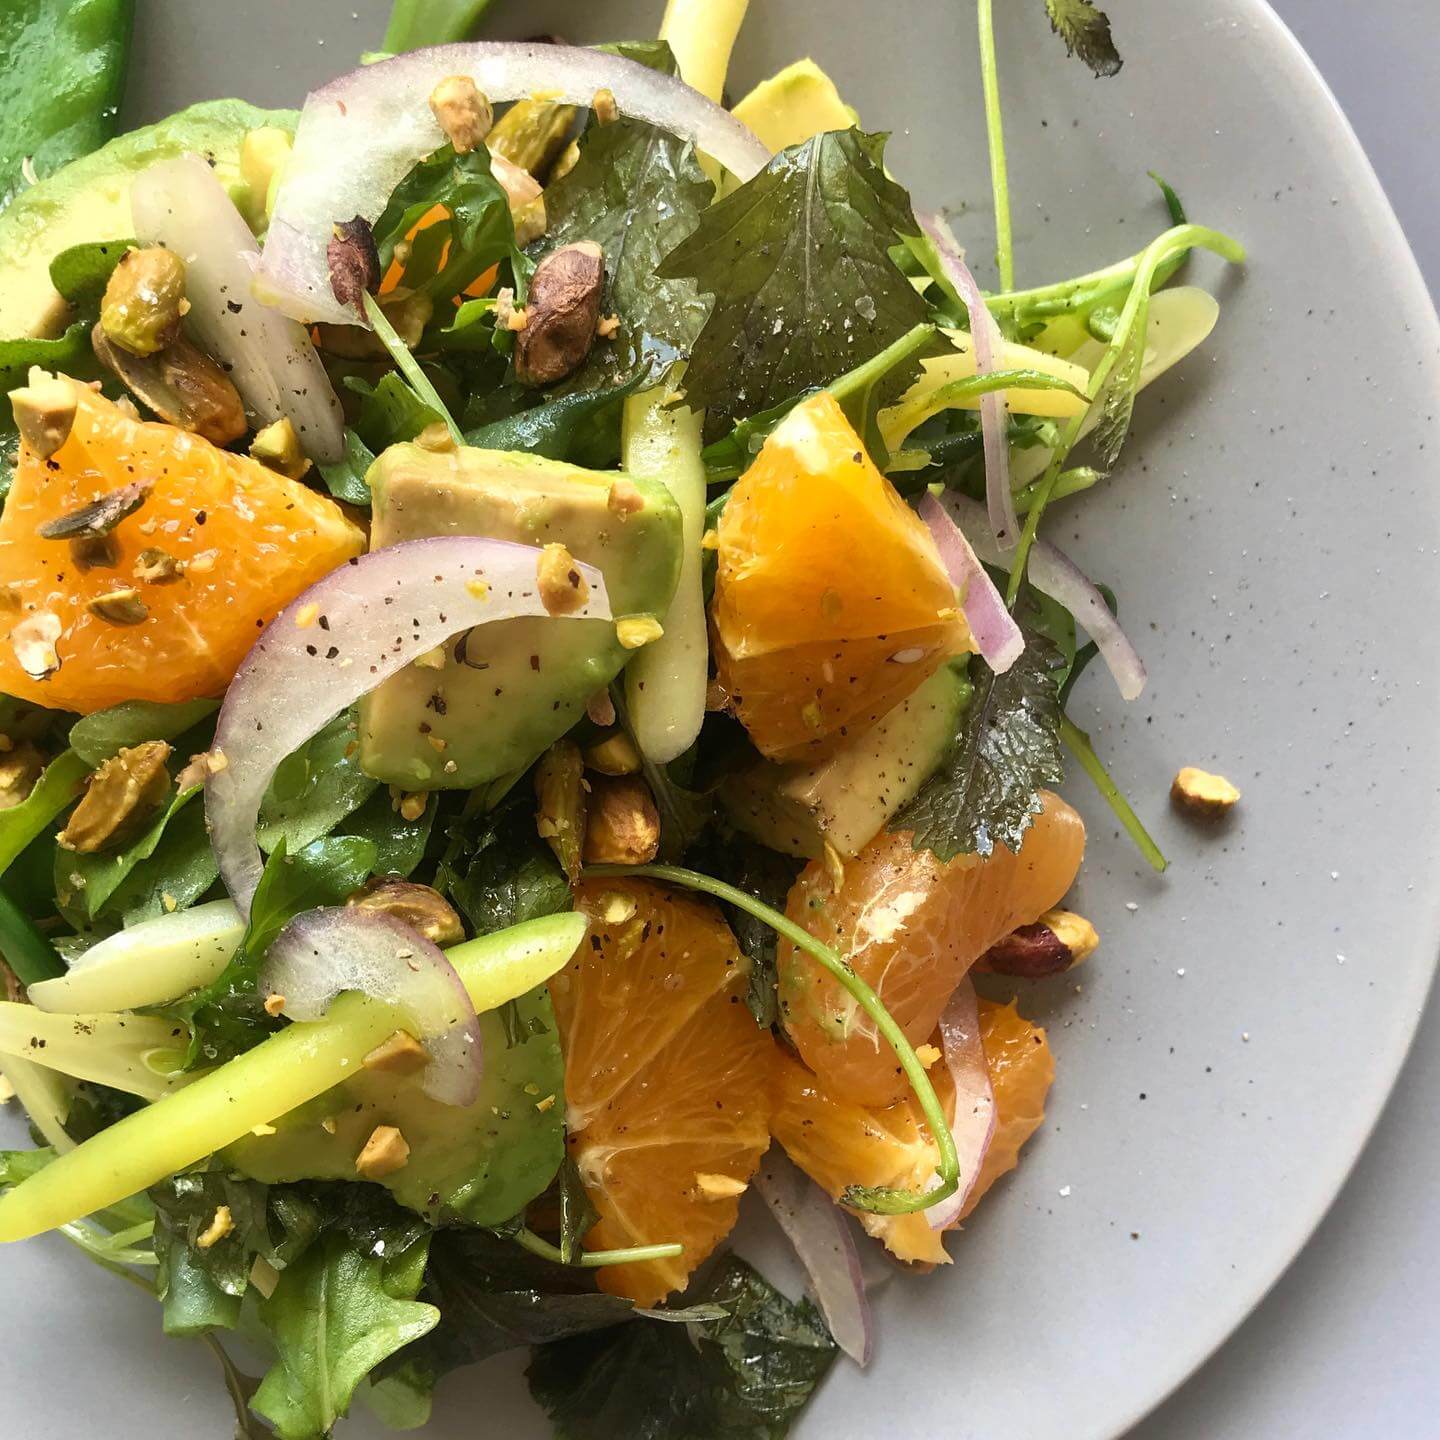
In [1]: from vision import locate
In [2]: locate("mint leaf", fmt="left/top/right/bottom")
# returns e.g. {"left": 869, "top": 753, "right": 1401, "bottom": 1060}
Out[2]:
{"left": 527, "top": 1254, "right": 837, "bottom": 1440}
{"left": 892, "top": 637, "right": 1065, "bottom": 860}
{"left": 658, "top": 129, "right": 928, "bottom": 437}
{"left": 542, "top": 114, "right": 714, "bottom": 389}
{"left": 1042, "top": 0, "right": 1123, "bottom": 78}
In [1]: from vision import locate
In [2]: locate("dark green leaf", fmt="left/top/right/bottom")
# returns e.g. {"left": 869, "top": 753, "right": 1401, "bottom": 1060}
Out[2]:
{"left": 439, "top": 795, "right": 570, "bottom": 937}
{"left": 252, "top": 1228, "right": 439, "bottom": 1440}
{"left": 0, "top": 882, "right": 63, "bottom": 983}
{"left": 339, "top": 786, "right": 435, "bottom": 878}
{"left": 109, "top": 800, "right": 219, "bottom": 924}
{"left": 69, "top": 697, "right": 218, "bottom": 766}
{"left": 48, "top": 238, "right": 133, "bottom": 308}
{"left": 528, "top": 1255, "right": 837, "bottom": 1440}
{"left": 542, "top": 114, "right": 714, "bottom": 388}
{"left": 466, "top": 368, "right": 648, "bottom": 467}
{"left": 657, "top": 129, "right": 927, "bottom": 438}
{"left": 201, "top": 1335, "right": 270, "bottom": 1440}
{"left": 381, "top": 0, "right": 498, "bottom": 52}
{"left": 317, "top": 427, "right": 377, "bottom": 507}
{"left": 0, "top": 317, "right": 98, "bottom": 394}
{"left": 257, "top": 711, "right": 377, "bottom": 855}
{"left": 891, "top": 634, "right": 1066, "bottom": 861}
{"left": 344, "top": 371, "right": 442, "bottom": 452}
{"left": 1042, "top": 0, "right": 1123, "bottom": 78}
{"left": 0, "top": 0, "right": 134, "bottom": 214}
{"left": 555, "top": 1155, "right": 600, "bottom": 1266}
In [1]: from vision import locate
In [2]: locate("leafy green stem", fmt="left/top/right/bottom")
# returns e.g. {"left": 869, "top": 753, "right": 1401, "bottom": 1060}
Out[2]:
{"left": 583, "top": 863, "right": 960, "bottom": 1216}
{"left": 362, "top": 292, "right": 463, "bottom": 446}
{"left": 977, "top": 0, "right": 1015, "bottom": 294}
{"left": 1060, "top": 716, "right": 1167, "bottom": 873}
{"left": 511, "top": 1226, "right": 683, "bottom": 1270}
{"left": 0, "top": 884, "right": 64, "bottom": 985}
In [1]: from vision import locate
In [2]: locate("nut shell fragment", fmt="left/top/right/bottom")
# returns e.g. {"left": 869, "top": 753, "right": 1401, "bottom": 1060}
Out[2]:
{"left": 514, "top": 241, "right": 605, "bottom": 387}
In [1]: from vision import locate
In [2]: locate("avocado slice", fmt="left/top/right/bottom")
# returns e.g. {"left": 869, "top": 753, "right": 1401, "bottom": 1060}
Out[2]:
{"left": 731, "top": 60, "right": 859, "bottom": 155}
{"left": 225, "top": 987, "right": 563, "bottom": 1227}
{"left": 0, "top": 99, "right": 294, "bottom": 341}
{"left": 725, "top": 660, "right": 970, "bottom": 858}
{"left": 359, "top": 443, "right": 683, "bottom": 788}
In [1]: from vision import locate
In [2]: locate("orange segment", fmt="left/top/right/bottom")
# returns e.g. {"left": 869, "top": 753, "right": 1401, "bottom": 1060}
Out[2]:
{"left": 712, "top": 391, "right": 970, "bottom": 762}
{"left": 771, "top": 998, "right": 1055, "bottom": 1264}
{"left": 553, "top": 880, "right": 775, "bottom": 1307}
{"left": 779, "top": 791, "right": 1084, "bottom": 1107}
{"left": 0, "top": 380, "right": 364, "bottom": 713}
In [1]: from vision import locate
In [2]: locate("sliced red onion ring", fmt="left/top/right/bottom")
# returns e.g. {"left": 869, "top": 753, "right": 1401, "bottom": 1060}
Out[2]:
{"left": 925, "top": 979, "right": 996, "bottom": 1231}
{"left": 259, "top": 43, "right": 770, "bottom": 324}
{"left": 206, "top": 536, "right": 611, "bottom": 913}
{"left": 918, "top": 492, "right": 1022, "bottom": 674}
{"left": 917, "top": 211, "right": 1018, "bottom": 551}
{"left": 262, "top": 907, "right": 481, "bottom": 1106}
{"left": 938, "top": 492, "right": 1148, "bottom": 701}
{"left": 130, "top": 154, "right": 346, "bottom": 464}
{"left": 756, "top": 1153, "right": 872, "bottom": 1367}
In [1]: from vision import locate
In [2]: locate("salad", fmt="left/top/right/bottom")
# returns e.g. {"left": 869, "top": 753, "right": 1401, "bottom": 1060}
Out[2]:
{"left": 0, "top": 0, "right": 1245, "bottom": 1435}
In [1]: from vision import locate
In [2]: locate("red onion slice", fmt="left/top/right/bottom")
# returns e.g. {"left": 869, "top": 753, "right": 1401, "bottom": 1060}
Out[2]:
{"left": 917, "top": 211, "right": 1018, "bottom": 551}
{"left": 756, "top": 1153, "right": 873, "bottom": 1367}
{"left": 206, "top": 536, "right": 611, "bottom": 913}
{"left": 925, "top": 980, "right": 996, "bottom": 1231}
{"left": 918, "top": 493, "right": 1022, "bottom": 674}
{"left": 130, "top": 154, "right": 346, "bottom": 464}
{"left": 939, "top": 492, "right": 1147, "bottom": 701}
{"left": 259, "top": 43, "right": 770, "bottom": 324}
{"left": 262, "top": 907, "right": 481, "bottom": 1106}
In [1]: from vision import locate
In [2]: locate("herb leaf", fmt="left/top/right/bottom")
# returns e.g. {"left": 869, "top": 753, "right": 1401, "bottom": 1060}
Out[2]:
{"left": 257, "top": 711, "right": 377, "bottom": 855}
{"left": 438, "top": 794, "right": 571, "bottom": 937}
{"left": 542, "top": 115, "right": 714, "bottom": 389}
{"left": 1042, "top": 0, "right": 1123, "bottom": 78}
{"left": 658, "top": 129, "right": 927, "bottom": 438}
{"left": 892, "top": 638, "right": 1065, "bottom": 860}
{"left": 527, "top": 1254, "right": 838, "bottom": 1440}
{"left": 69, "top": 698, "right": 218, "bottom": 767}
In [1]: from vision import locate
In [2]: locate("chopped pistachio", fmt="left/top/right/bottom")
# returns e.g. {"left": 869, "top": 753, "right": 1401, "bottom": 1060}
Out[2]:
{"left": 606, "top": 478, "right": 644, "bottom": 518}
{"left": 534, "top": 739, "right": 586, "bottom": 882}
{"left": 9, "top": 611, "right": 62, "bottom": 681}
{"left": 249, "top": 416, "right": 311, "bottom": 480}
{"left": 58, "top": 741, "right": 172, "bottom": 854}
{"left": 196, "top": 1205, "right": 235, "bottom": 1249}
{"left": 583, "top": 730, "right": 641, "bottom": 777}
{"left": 537, "top": 542, "right": 590, "bottom": 616}
{"left": 428, "top": 75, "right": 494, "bottom": 154}
{"left": 88, "top": 589, "right": 149, "bottom": 626}
{"left": 347, "top": 877, "right": 465, "bottom": 946}
{"left": 583, "top": 774, "right": 660, "bottom": 866}
{"left": 694, "top": 1173, "right": 747, "bottom": 1200}
{"left": 362, "top": 1029, "right": 431, "bottom": 1077}
{"left": 355, "top": 1124, "right": 411, "bottom": 1180}
{"left": 263, "top": 993, "right": 286, "bottom": 1018}
{"left": 37, "top": 480, "right": 151, "bottom": 541}
{"left": 616, "top": 615, "right": 664, "bottom": 650}
{"left": 10, "top": 369, "right": 78, "bottom": 458}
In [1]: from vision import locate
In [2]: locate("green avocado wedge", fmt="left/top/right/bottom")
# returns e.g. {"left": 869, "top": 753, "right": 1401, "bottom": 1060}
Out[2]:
{"left": 0, "top": 98, "right": 295, "bottom": 340}
{"left": 359, "top": 444, "right": 684, "bottom": 789}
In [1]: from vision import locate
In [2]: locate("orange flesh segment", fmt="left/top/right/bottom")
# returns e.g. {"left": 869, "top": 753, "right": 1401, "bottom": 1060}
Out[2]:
{"left": 552, "top": 881, "right": 775, "bottom": 1307}
{"left": 712, "top": 391, "right": 970, "bottom": 762}
{"left": 0, "top": 382, "right": 364, "bottom": 713}
{"left": 771, "top": 998, "right": 1054, "bottom": 1264}
{"left": 778, "top": 791, "right": 1084, "bottom": 1107}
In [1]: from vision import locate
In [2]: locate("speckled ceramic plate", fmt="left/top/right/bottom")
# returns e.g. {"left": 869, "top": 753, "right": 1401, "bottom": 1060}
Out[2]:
{"left": 3, "top": 2, "right": 1438, "bottom": 1437}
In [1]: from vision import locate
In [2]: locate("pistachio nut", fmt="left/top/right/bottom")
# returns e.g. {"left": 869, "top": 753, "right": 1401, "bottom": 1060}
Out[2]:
{"left": 346, "top": 877, "right": 465, "bottom": 947}
{"left": 100, "top": 246, "right": 189, "bottom": 357}
{"left": 534, "top": 738, "right": 586, "bottom": 882}
{"left": 57, "top": 740, "right": 173, "bottom": 854}
{"left": 92, "top": 324, "right": 246, "bottom": 446}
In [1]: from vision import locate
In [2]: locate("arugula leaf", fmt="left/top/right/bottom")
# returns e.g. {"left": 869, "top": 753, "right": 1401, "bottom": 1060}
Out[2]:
{"left": 528, "top": 1255, "right": 838, "bottom": 1440}
{"left": 344, "top": 372, "right": 443, "bottom": 453}
{"left": 438, "top": 794, "right": 570, "bottom": 937}
{"left": 0, "top": 0, "right": 134, "bottom": 214}
{"left": 892, "top": 638, "right": 1066, "bottom": 861}
{"left": 69, "top": 698, "right": 219, "bottom": 767}
{"left": 317, "top": 428, "right": 376, "bottom": 508}
{"left": 179, "top": 836, "right": 378, "bottom": 1066}
{"left": 1042, "top": 0, "right": 1123, "bottom": 79}
{"left": 258, "top": 711, "right": 377, "bottom": 855}
{"left": 466, "top": 369, "right": 649, "bottom": 467}
{"left": 657, "top": 129, "right": 927, "bottom": 438}
{"left": 252, "top": 1228, "right": 439, "bottom": 1440}
{"left": 542, "top": 115, "right": 714, "bottom": 389}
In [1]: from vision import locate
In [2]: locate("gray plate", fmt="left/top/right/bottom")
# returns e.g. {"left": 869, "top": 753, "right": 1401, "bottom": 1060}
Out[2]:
{"left": 3, "top": 2, "right": 1438, "bottom": 1438}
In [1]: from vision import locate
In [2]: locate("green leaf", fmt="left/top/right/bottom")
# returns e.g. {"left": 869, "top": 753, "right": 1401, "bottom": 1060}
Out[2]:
{"left": 257, "top": 711, "right": 378, "bottom": 855}
{"left": 466, "top": 369, "right": 649, "bottom": 467}
{"left": 527, "top": 1254, "right": 838, "bottom": 1440}
{"left": 542, "top": 114, "right": 715, "bottom": 388}
{"left": 252, "top": 1228, "right": 439, "bottom": 1440}
{"left": 439, "top": 795, "right": 571, "bottom": 937}
{"left": 109, "top": 800, "right": 219, "bottom": 924}
{"left": 48, "top": 237, "right": 133, "bottom": 308}
{"left": 69, "top": 698, "right": 219, "bottom": 766}
{"left": 317, "top": 428, "right": 376, "bottom": 508}
{"left": 339, "top": 786, "right": 435, "bottom": 878}
{"left": 891, "top": 634, "right": 1066, "bottom": 861}
{"left": 381, "top": 0, "right": 498, "bottom": 52}
{"left": 1042, "top": 0, "right": 1124, "bottom": 78}
{"left": 0, "top": 748, "right": 87, "bottom": 880}
{"left": 344, "top": 371, "right": 443, "bottom": 453}
{"left": 555, "top": 1155, "right": 600, "bottom": 1266}
{"left": 0, "top": 0, "right": 134, "bottom": 215}
{"left": 0, "top": 316, "right": 98, "bottom": 393}
{"left": 0, "top": 881, "right": 63, "bottom": 983}
{"left": 657, "top": 129, "right": 927, "bottom": 438}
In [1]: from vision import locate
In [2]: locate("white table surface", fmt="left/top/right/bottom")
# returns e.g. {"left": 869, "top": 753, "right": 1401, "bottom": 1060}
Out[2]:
{"left": 1128, "top": 3, "right": 1440, "bottom": 1435}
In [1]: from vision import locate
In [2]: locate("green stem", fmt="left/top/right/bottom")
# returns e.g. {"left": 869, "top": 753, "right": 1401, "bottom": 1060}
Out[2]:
{"left": 1013, "top": 466, "right": 1100, "bottom": 514}
{"left": 0, "top": 885, "right": 64, "bottom": 985}
{"left": 362, "top": 291, "right": 464, "bottom": 446}
{"left": 583, "top": 863, "right": 960, "bottom": 1217}
{"left": 977, "top": 0, "right": 1015, "bottom": 294}
{"left": 1060, "top": 716, "right": 1168, "bottom": 873}
{"left": 511, "top": 1226, "right": 683, "bottom": 1270}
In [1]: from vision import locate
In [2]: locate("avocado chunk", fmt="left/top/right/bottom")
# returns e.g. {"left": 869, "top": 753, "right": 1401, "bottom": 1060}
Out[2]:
{"left": 725, "top": 661, "right": 970, "bottom": 858}
{"left": 225, "top": 987, "right": 563, "bottom": 1226}
{"left": 731, "top": 60, "right": 859, "bottom": 155}
{"left": 0, "top": 99, "right": 294, "bottom": 340}
{"left": 359, "top": 443, "right": 682, "bottom": 789}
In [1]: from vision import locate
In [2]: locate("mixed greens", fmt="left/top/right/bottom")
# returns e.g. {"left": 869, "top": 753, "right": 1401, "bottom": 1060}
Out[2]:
{"left": 0, "top": 0, "right": 1243, "bottom": 1436}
